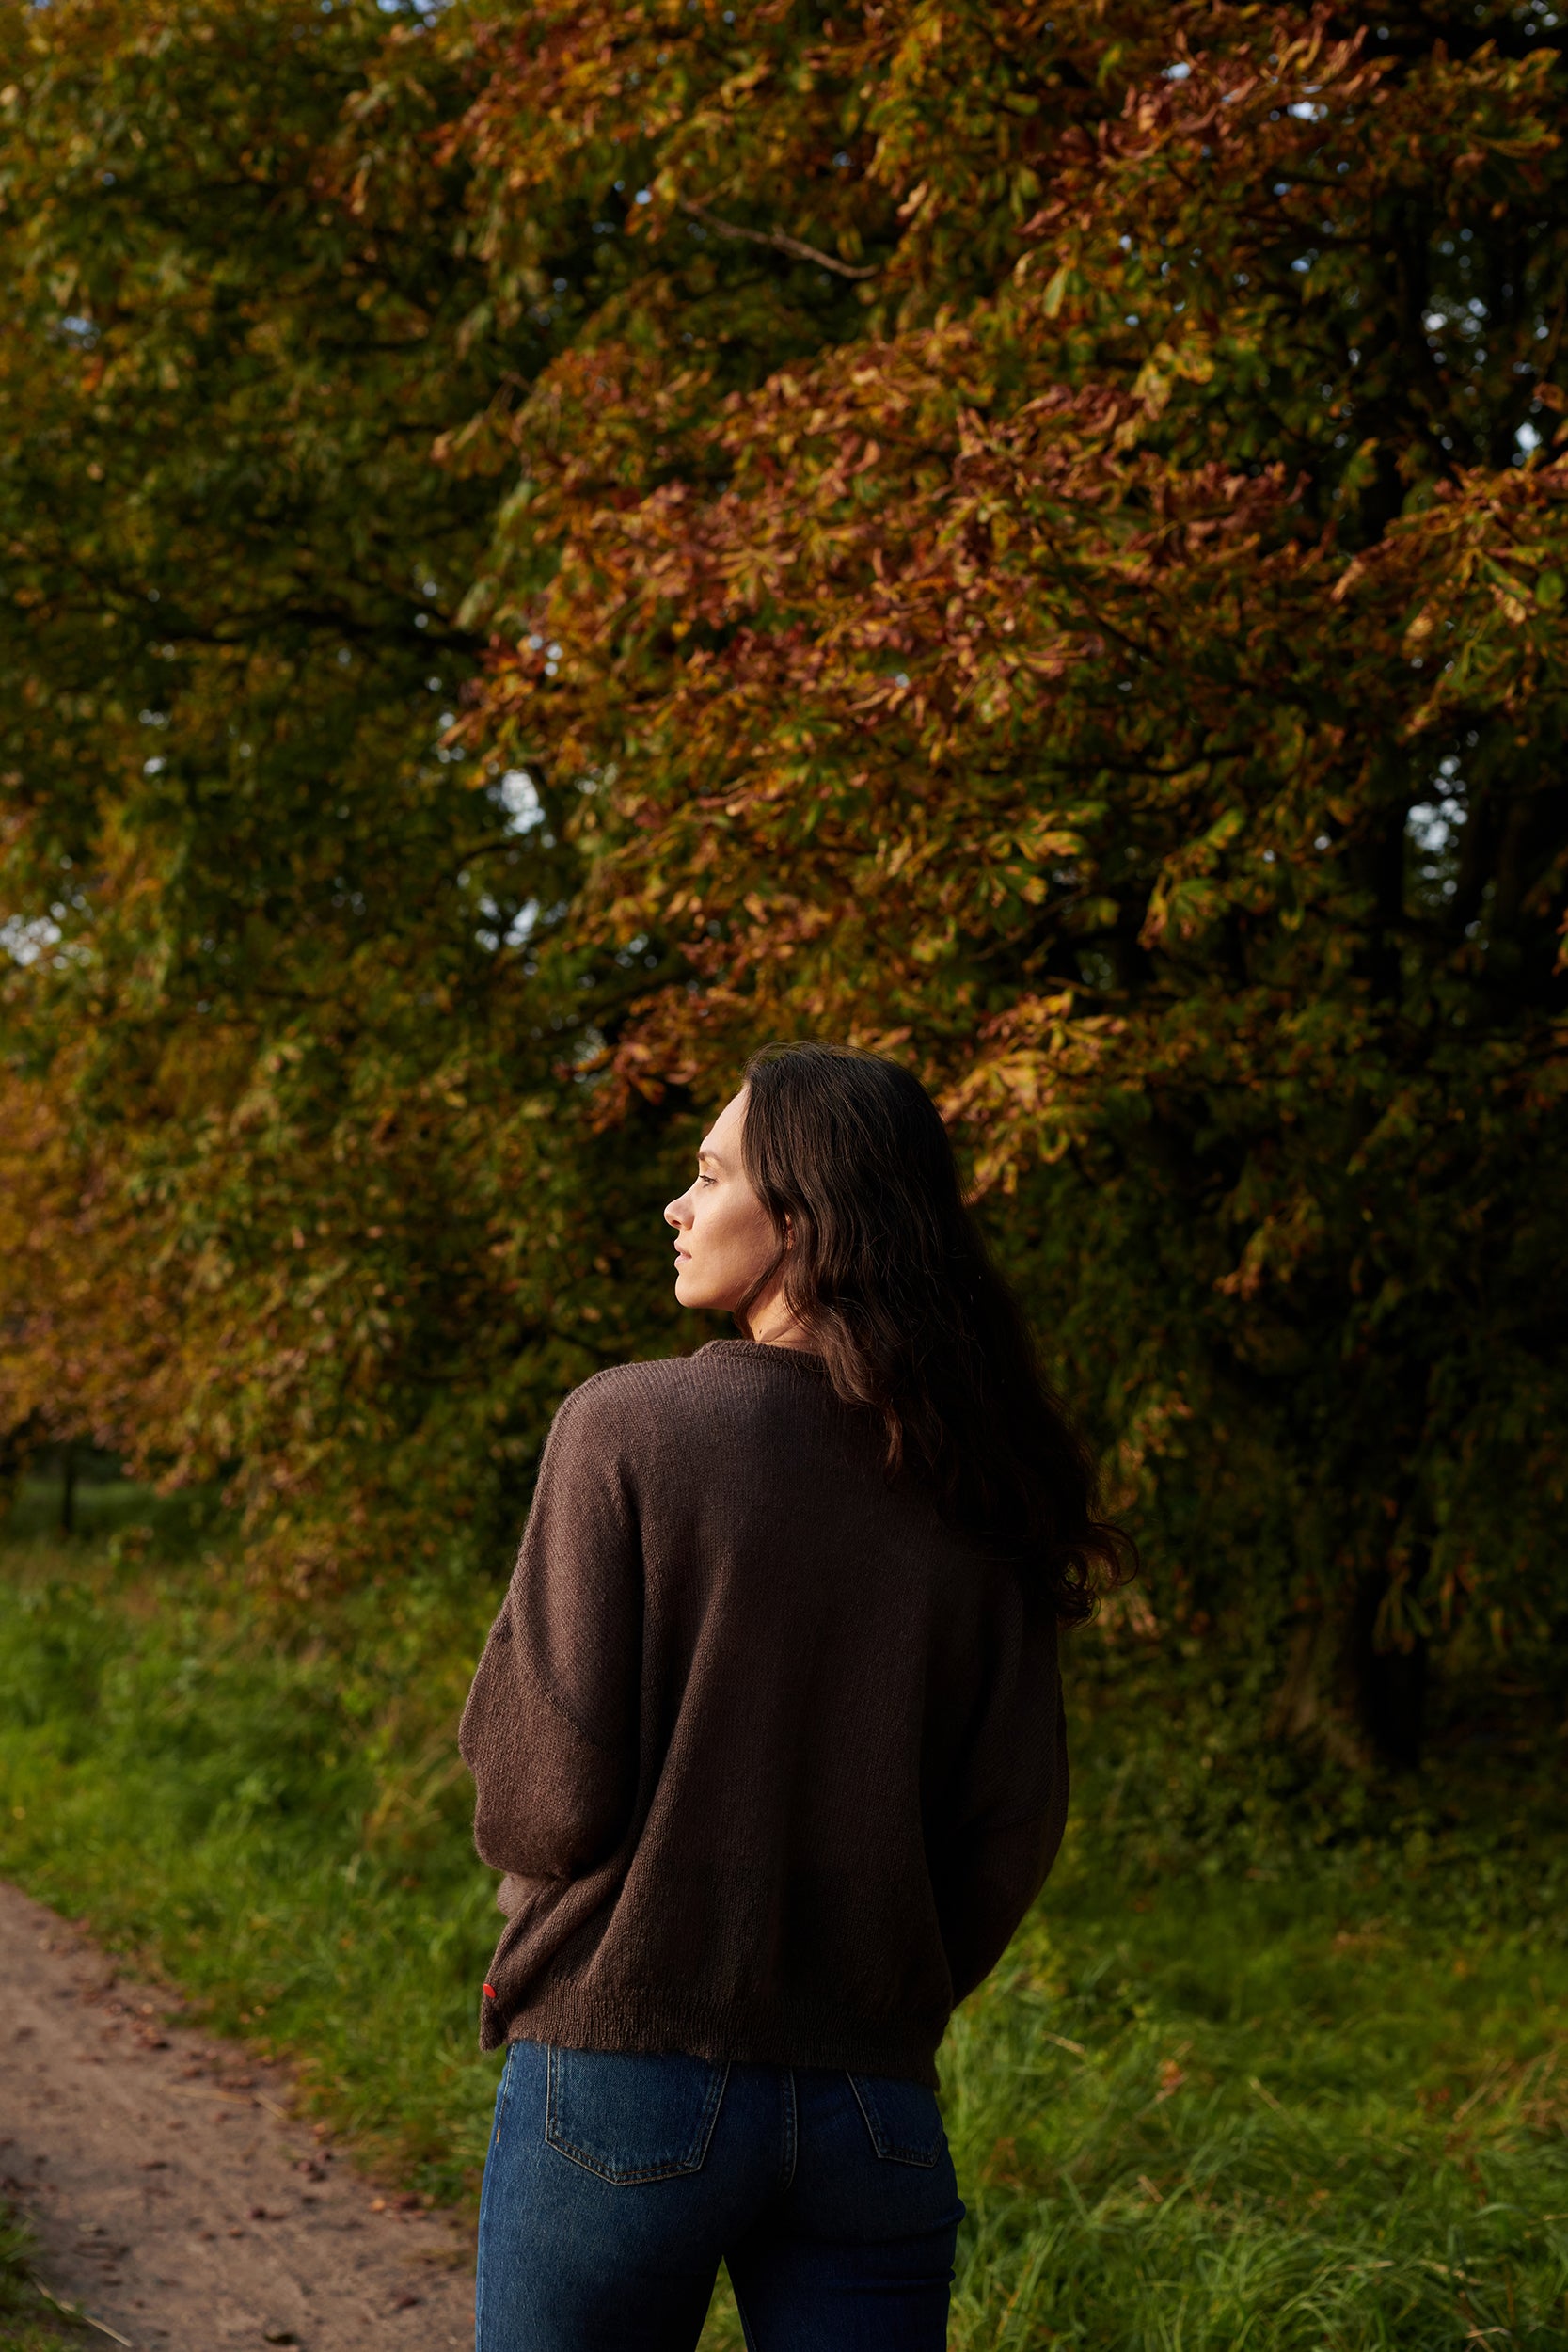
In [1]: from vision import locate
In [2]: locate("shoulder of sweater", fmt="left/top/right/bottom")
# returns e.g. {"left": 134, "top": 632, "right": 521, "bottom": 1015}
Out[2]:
{"left": 549, "top": 1345, "right": 822, "bottom": 1454}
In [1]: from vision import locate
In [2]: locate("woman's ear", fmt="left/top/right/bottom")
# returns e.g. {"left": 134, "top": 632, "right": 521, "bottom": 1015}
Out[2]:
{"left": 783, "top": 1213, "right": 795, "bottom": 1251}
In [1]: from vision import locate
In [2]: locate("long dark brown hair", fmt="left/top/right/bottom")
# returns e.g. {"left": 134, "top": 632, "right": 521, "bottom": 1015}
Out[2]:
{"left": 737, "top": 1041, "right": 1134, "bottom": 1626}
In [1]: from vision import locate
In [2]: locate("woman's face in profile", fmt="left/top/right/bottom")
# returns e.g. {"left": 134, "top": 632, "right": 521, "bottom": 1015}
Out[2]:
{"left": 663, "top": 1088, "right": 782, "bottom": 1315}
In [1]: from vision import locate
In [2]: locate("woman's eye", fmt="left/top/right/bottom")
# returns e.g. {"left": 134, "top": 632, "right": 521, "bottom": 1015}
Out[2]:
{"left": 697, "top": 1173, "right": 716, "bottom": 1186}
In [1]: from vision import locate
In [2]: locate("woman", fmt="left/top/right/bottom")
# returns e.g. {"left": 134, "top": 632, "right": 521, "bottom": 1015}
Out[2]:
{"left": 461, "top": 1042, "right": 1127, "bottom": 2351}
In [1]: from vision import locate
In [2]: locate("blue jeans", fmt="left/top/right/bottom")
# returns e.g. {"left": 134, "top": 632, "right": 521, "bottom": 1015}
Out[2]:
{"left": 475, "top": 2040, "right": 965, "bottom": 2350}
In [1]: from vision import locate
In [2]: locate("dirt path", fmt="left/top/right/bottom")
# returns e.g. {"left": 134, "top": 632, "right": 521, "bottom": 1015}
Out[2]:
{"left": 0, "top": 1881, "right": 475, "bottom": 2351}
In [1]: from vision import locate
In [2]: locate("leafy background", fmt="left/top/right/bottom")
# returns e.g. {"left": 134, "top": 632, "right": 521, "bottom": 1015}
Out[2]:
{"left": 0, "top": 0, "right": 1565, "bottom": 2343}
{"left": 3, "top": 0, "right": 1564, "bottom": 1744}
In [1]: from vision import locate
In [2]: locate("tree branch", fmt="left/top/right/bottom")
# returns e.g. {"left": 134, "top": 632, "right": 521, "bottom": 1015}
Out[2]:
{"left": 678, "top": 199, "right": 879, "bottom": 281}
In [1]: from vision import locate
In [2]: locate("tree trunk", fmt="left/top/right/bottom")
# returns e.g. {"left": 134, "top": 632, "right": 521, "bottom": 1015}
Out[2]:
{"left": 1268, "top": 1610, "right": 1371, "bottom": 1772}
{"left": 1348, "top": 1566, "right": 1430, "bottom": 1771}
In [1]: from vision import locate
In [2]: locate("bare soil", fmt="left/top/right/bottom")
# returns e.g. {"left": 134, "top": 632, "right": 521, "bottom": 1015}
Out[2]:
{"left": 0, "top": 1880, "right": 475, "bottom": 2352}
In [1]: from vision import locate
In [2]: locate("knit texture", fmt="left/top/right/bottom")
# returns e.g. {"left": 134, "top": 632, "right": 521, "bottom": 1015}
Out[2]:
{"left": 459, "top": 1340, "right": 1068, "bottom": 2088}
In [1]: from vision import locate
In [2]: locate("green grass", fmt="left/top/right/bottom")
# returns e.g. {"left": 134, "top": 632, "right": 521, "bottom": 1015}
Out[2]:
{"left": 1, "top": 1490, "right": 1565, "bottom": 2347}
{"left": 940, "top": 1901, "right": 1568, "bottom": 2350}
{"left": 0, "top": 1490, "right": 499, "bottom": 2200}
{"left": 0, "top": 2202, "right": 78, "bottom": 2350}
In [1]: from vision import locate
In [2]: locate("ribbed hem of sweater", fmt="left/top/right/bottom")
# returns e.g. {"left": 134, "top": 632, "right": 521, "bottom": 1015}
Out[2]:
{"left": 483, "top": 1980, "right": 945, "bottom": 2090}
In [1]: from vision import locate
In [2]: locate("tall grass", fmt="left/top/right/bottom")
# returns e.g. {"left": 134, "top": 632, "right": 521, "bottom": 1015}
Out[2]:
{"left": 0, "top": 2202, "right": 76, "bottom": 2350}
{"left": 941, "top": 1899, "right": 1568, "bottom": 2349}
{"left": 1, "top": 1488, "right": 1565, "bottom": 2347}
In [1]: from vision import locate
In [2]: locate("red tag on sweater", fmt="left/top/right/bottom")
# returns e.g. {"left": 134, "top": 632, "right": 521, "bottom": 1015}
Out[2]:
{"left": 483, "top": 1983, "right": 497, "bottom": 1998}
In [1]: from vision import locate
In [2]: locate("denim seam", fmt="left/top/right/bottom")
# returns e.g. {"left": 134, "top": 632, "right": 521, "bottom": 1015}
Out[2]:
{"left": 475, "top": 2042, "right": 522, "bottom": 2344}
{"left": 544, "top": 2048, "right": 732, "bottom": 2185}
{"left": 781, "top": 2068, "right": 799, "bottom": 2195}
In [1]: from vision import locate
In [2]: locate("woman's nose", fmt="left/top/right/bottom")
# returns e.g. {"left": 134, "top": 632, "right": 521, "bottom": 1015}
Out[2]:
{"left": 664, "top": 1196, "right": 690, "bottom": 1229}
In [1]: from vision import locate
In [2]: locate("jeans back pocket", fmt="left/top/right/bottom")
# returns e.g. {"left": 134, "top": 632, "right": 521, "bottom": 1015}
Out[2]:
{"left": 545, "top": 2045, "right": 730, "bottom": 2184}
{"left": 847, "top": 2072, "right": 946, "bottom": 2167}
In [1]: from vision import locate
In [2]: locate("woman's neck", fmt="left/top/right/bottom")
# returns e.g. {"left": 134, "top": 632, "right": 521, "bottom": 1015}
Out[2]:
{"left": 748, "top": 1320, "right": 815, "bottom": 1352}
{"left": 744, "top": 1286, "right": 816, "bottom": 1351}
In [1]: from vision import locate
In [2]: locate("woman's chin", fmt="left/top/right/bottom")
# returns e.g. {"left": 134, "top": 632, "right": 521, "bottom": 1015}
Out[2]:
{"left": 674, "top": 1270, "right": 732, "bottom": 1314}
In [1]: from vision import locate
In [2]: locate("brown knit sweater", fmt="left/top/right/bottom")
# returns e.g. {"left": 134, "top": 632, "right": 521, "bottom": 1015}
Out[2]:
{"left": 459, "top": 1340, "right": 1068, "bottom": 2088}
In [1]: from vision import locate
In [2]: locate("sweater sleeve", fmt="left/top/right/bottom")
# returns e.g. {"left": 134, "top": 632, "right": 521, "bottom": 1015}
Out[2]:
{"left": 458, "top": 1380, "right": 643, "bottom": 1883}
{"left": 928, "top": 1599, "right": 1069, "bottom": 2006}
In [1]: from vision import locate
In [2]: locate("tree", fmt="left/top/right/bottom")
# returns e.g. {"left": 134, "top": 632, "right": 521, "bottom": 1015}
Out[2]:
{"left": 3, "top": 0, "right": 1563, "bottom": 1762}
{"left": 0, "top": 0, "right": 686, "bottom": 1576}
{"left": 452, "top": 0, "right": 1568, "bottom": 1757}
